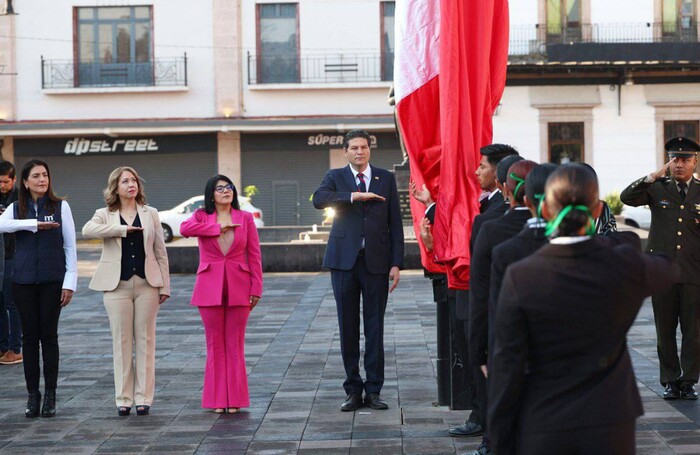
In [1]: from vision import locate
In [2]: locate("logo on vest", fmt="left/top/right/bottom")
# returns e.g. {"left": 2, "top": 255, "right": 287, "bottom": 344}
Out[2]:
{"left": 43, "top": 214, "right": 55, "bottom": 222}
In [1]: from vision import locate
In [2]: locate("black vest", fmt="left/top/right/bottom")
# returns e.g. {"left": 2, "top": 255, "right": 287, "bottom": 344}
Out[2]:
{"left": 13, "top": 198, "right": 65, "bottom": 284}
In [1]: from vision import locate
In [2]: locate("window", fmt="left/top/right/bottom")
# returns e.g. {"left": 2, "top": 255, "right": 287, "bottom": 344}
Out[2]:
{"left": 549, "top": 122, "right": 584, "bottom": 164}
{"left": 662, "top": 0, "right": 697, "bottom": 41}
{"left": 546, "top": 0, "right": 582, "bottom": 42}
{"left": 76, "top": 6, "right": 153, "bottom": 87}
{"left": 381, "top": 2, "right": 395, "bottom": 82}
{"left": 256, "top": 3, "right": 299, "bottom": 83}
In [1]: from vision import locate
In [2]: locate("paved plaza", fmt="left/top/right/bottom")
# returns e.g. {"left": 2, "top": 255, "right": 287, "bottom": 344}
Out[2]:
{"left": 0, "top": 247, "right": 699, "bottom": 454}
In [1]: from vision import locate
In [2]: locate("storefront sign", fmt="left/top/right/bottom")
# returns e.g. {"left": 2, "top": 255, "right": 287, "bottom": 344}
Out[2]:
{"left": 64, "top": 138, "right": 159, "bottom": 155}
{"left": 306, "top": 134, "right": 378, "bottom": 147}
{"left": 15, "top": 134, "right": 217, "bottom": 157}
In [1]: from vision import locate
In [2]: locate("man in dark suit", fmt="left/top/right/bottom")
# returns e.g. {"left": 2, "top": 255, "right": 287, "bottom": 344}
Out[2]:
{"left": 465, "top": 159, "right": 536, "bottom": 455}
{"left": 449, "top": 147, "right": 520, "bottom": 440}
{"left": 621, "top": 136, "right": 700, "bottom": 400}
{"left": 487, "top": 163, "right": 557, "bottom": 360}
{"left": 312, "top": 129, "right": 404, "bottom": 412}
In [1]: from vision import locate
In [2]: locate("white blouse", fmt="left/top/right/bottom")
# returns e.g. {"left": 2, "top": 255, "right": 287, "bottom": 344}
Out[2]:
{"left": 0, "top": 201, "right": 78, "bottom": 291}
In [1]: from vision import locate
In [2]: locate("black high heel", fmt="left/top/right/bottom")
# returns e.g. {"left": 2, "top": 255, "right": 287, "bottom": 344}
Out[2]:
{"left": 117, "top": 406, "right": 131, "bottom": 416}
{"left": 136, "top": 405, "right": 150, "bottom": 416}
{"left": 41, "top": 389, "right": 56, "bottom": 417}
{"left": 25, "top": 390, "right": 41, "bottom": 418}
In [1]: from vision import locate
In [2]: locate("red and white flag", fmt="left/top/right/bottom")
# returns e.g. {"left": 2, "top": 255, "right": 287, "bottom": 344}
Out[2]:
{"left": 395, "top": 0, "right": 510, "bottom": 288}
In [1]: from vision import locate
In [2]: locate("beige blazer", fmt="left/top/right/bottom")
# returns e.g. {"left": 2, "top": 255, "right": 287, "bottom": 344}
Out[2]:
{"left": 82, "top": 205, "right": 170, "bottom": 295}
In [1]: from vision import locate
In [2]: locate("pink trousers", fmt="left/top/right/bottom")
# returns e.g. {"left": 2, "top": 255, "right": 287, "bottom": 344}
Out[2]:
{"left": 198, "top": 305, "right": 250, "bottom": 409}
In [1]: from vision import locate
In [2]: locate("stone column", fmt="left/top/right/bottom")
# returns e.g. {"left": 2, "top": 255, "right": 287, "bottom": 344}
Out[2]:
{"left": 213, "top": 0, "right": 242, "bottom": 118}
{"left": 0, "top": 13, "right": 17, "bottom": 162}
{"left": 217, "top": 132, "right": 241, "bottom": 189}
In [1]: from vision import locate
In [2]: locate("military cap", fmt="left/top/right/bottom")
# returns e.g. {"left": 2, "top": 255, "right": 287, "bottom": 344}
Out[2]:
{"left": 665, "top": 137, "right": 700, "bottom": 158}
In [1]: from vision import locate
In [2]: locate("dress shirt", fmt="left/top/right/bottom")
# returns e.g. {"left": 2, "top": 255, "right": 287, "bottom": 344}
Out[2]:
{"left": 349, "top": 165, "right": 372, "bottom": 203}
{"left": 549, "top": 235, "right": 591, "bottom": 245}
{"left": 0, "top": 201, "right": 78, "bottom": 291}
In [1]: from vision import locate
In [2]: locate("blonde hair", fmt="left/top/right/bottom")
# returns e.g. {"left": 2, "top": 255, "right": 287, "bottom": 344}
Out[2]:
{"left": 104, "top": 166, "right": 146, "bottom": 211}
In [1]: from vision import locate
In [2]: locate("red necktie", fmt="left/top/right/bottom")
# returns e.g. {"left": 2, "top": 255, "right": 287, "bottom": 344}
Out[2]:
{"left": 357, "top": 173, "right": 367, "bottom": 192}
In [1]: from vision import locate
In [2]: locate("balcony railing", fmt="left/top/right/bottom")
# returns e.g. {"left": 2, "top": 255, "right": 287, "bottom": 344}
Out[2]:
{"left": 41, "top": 54, "right": 188, "bottom": 89}
{"left": 247, "top": 52, "right": 393, "bottom": 85}
{"left": 510, "top": 23, "right": 699, "bottom": 56}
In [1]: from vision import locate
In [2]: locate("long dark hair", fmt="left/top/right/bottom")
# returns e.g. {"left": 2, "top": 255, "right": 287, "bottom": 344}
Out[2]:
{"left": 544, "top": 164, "right": 599, "bottom": 237}
{"left": 505, "top": 160, "right": 537, "bottom": 205}
{"left": 17, "top": 159, "right": 63, "bottom": 220}
{"left": 204, "top": 174, "right": 240, "bottom": 214}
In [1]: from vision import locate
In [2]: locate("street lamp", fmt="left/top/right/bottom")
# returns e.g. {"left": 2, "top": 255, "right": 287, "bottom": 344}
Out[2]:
{"left": 0, "top": 0, "right": 17, "bottom": 16}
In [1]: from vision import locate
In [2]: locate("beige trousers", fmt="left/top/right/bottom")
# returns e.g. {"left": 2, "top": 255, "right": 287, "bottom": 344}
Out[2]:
{"left": 103, "top": 276, "right": 160, "bottom": 407}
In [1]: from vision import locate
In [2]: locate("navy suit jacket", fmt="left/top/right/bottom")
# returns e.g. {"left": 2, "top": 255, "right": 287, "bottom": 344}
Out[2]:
{"left": 313, "top": 165, "right": 404, "bottom": 274}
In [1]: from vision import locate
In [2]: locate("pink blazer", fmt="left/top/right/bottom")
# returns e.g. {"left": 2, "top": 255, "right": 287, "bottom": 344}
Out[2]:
{"left": 180, "top": 209, "right": 263, "bottom": 307}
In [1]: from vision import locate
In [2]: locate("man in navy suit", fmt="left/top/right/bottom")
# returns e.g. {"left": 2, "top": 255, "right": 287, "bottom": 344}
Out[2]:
{"left": 313, "top": 129, "right": 404, "bottom": 412}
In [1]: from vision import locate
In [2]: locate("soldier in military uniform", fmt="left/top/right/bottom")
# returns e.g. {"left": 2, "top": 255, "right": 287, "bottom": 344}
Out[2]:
{"left": 621, "top": 136, "right": 700, "bottom": 400}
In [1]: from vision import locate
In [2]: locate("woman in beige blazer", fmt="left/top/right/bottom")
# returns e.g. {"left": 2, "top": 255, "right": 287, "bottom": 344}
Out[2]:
{"left": 82, "top": 166, "right": 170, "bottom": 417}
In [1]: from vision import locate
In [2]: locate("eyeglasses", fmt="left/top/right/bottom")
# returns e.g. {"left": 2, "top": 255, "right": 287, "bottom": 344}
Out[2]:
{"left": 215, "top": 184, "right": 234, "bottom": 193}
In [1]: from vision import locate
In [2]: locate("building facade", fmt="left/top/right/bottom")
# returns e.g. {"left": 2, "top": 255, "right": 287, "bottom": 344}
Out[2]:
{"left": 499, "top": 0, "right": 700, "bottom": 196}
{"left": 0, "top": 0, "right": 698, "bottom": 228}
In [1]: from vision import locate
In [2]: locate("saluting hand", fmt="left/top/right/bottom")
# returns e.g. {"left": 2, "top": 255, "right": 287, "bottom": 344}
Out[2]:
{"left": 650, "top": 158, "right": 675, "bottom": 181}
{"left": 353, "top": 192, "right": 385, "bottom": 202}
{"left": 37, "top": 221, "right": 60, "bottom": 230}
{"left": 220, "top": 221, "right": 241, "bottom": 233}
{"left": 126, "top": 226, "right": 144, "bottom": 233}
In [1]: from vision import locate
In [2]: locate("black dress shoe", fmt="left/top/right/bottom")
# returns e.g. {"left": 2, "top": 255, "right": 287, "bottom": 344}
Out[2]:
{"left": 117, "top": 406, "right": 131, "bottom": 416}
{"left": 340, "top": 394, "right": 362, "bottom": 412}
{"left": 663, "top": 382, "right": 680, "bottom": 400}
{"left": 449, "top": 421, "right": 484, "bottom": 437}
{"left": 41, "top": 389, "right": 56, "bottom": 417}
{"left": 136, "top": 405, "right": 150, "bottom": 416}
{"left": 25, "top": 390, "right": 41, "bottom": 418}
{"left": 681, "top": 384, "right": 699, "bottom": 400}
{"left": 364, "top": 393, "right": 388, "bottom": 410}
{"left": 462, "top": 442, "right": 491, "bottom": 455}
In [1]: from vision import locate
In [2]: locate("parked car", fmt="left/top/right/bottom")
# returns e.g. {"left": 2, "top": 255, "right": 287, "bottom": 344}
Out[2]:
{"left": 621, "top": 205, "right": 651, "bottom": 230}
{"left": 159, "top": 195, "right": 264, "bottom": 242}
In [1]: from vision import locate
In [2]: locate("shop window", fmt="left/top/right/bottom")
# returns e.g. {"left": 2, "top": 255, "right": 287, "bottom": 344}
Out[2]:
{"left": 381, "top": 2, "right": 395, "bottom": 82}
{"left": 256, "top": 3, "right": 299, "bottom": 83}
{"left": 76, "top": 6, "right": 153, "bottom": 87}
{"left": 546, "top": 0, "right": 582, "bottom": 43}
{"left": 548, "top": 122, "right": 584, "bottom": 164}
{"left": 662, "top": 0, "right": 697, "bottom": 41}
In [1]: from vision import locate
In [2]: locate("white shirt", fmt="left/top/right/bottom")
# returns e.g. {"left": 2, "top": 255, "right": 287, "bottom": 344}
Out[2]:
{"left": 349, "top": 165, "right": 372, "bottom": 202}
{"left": 549, "top": 235, "right": 591, "bottom": 245}
{"left": 0, "top": 201, "right": 78, "bottom": 291}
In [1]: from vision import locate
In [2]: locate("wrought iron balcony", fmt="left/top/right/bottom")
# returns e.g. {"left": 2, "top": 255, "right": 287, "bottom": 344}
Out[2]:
{"left": 510, "top": 22, "right": 699, "bottom": 60}
{"left": 41, "top": 54, "right": 188, "bottom": 89}
{"left": 247, "top": 52, "right": 394, "bottom": 85}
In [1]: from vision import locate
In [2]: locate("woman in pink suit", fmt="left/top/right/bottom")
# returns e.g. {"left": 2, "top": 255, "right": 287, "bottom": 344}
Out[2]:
{"left": 180, "top": 175, "right": 262, "bottom": 414}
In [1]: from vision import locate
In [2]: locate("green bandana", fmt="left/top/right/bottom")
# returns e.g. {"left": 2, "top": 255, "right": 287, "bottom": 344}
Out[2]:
{"left": 545, "top": 205, "right": 595, "bottom": 237}
{"left": 509, "top": 172, "right": 526, "bottom": 201}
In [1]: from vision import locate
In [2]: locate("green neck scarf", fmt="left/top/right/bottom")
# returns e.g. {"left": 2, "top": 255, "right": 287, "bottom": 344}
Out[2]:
{"left": 545, "top": 205, "right": 596, "bottom": 237}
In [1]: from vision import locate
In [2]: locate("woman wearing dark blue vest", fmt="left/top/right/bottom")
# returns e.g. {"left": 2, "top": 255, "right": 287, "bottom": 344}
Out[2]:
{"left": 0, "top": 159, "right": 77, "bottom": 418}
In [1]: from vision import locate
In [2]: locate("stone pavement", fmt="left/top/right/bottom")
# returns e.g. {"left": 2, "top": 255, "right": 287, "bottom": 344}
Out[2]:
{"left": 0, "top": 248, "right": 698, "bottom": 454}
